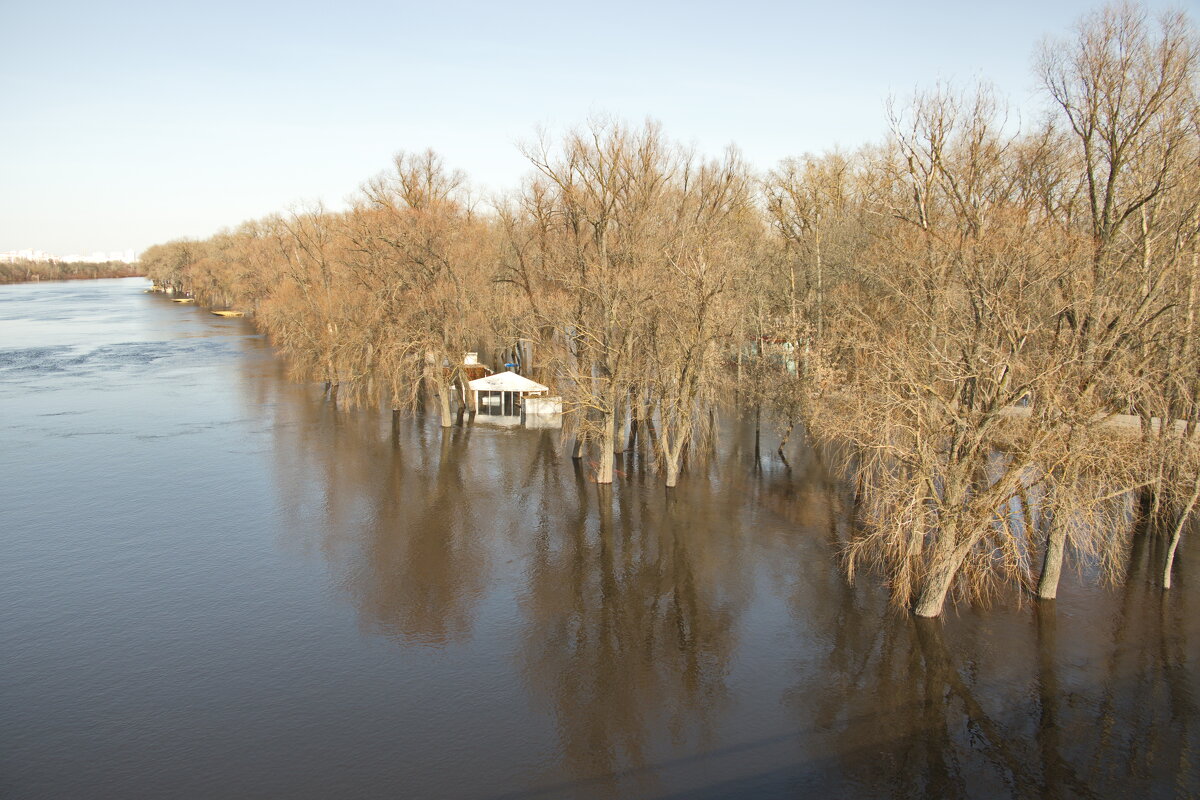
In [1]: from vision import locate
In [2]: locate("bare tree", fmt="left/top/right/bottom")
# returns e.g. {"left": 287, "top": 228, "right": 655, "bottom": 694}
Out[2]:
{"left": 351, "top": 149, "right": 489, "bottom": 427}
{"left": 1035, "top": 2, "right": 1200, "bottom": 595}
{"left": 519, "top": 119, "right": 674, "bottom": 483}
{"left": 804, "top": 86, "right": 1085, "bottom": 617}
{"left": 647, "top": 147, "right": 755, "bottom": 486}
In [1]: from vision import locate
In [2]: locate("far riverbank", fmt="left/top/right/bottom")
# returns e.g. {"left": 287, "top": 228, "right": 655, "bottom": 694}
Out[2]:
{"left": 0, "top": 261, "right": 142, "bottom": 285}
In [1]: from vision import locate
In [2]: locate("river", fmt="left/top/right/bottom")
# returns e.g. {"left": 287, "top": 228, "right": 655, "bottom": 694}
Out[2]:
{"left": 1, "top": 278, "right": 1195, "bottom": 798}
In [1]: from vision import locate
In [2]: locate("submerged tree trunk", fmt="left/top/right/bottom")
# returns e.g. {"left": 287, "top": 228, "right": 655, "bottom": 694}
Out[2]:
{"left": 1163, "top": 477, "right": 1200, "bottom": 589}
{"left": 1037, "top": 515, "right": 1067, "bottom": 600}
{"left": 1163, "top": 519, "right": 1185, "bottom": 590}
{"left": 663, "top": 425, "right": 684, "bottom": 488}
{"left": 914, "top": 524, "right": 967, "bottom": 618}
{"left": 777, "top": 418, "right": 795, "bottom": 459}
{"left": 437, "top": 384, "right": 453, "bottom": 428}
{"left": 596, "top": 410, "right": 615, "bottom": 484}
{"left": 613, "top": 401, "right": 625, "bottom": 455}
{"left": 661, "top": 397, "right": 693, "bottom": 489}
{"left": 1038, "top": 432, "right": 1077, "bottom": 601}
{"left": 665, "top": 457, "right": 681, "bottom": 488}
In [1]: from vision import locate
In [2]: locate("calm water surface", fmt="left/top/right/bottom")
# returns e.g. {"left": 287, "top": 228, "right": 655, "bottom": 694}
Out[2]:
{"left": 1, "top": 278, "right": 1196, "bottom": 799}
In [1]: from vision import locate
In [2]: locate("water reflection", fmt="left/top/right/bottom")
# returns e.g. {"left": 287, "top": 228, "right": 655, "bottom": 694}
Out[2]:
{"left": 234, "top": 334, "right": 1196, "bottom": 798}
{"left": 10, "top": 280, "right": 1197, "bottom": 799}
{"left": 517, "top": 474, "right": 749, "bottom": 796}
{"left": 780, "top": 528, "right": 1197, "bottom": 797}
{"left": 258, "top": 386, "right": 491, "bottom": 645}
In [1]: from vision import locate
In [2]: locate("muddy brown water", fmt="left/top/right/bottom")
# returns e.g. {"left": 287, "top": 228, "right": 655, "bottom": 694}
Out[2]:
{"left": 1, "top": 278, "right": 1195, "bottom": 799}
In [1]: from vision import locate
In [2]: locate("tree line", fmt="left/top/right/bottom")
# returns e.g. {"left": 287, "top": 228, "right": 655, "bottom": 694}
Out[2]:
{"left": 142, "top": 3, "right": 1199, "bottom": 618}
{"left": 0, "top": 260, "right": 141, "bottom": 284}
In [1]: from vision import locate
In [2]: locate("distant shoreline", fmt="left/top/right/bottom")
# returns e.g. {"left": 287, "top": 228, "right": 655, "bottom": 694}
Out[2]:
{"left": 0, "top": 262, "right": 143, "bottom": 286}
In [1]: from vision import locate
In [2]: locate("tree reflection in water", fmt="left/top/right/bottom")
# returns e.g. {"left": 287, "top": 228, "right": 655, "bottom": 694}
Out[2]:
{"left": 783, "top": 522, "right": 1197, "bottom": 798}
{"left": 240, "top": 367, "right": 1195, "bottom": 798}
{"left": 518, "top": 459, "right": 751, "bottom": 796}
{"left": 262, "top": 384, "right": 490, "bottom": 645}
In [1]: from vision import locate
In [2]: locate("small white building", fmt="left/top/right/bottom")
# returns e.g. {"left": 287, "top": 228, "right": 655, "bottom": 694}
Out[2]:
{"left": 468, "top": 371, "right": 549, "bottom": 417}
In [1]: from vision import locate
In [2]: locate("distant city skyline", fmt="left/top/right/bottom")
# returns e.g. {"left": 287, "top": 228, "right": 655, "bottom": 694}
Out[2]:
{"left": 1, "top": 0, "right": 1192, "bottom": 254}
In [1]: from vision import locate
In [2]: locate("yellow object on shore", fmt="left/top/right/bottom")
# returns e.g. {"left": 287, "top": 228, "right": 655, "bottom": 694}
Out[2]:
{"left": 211, "top": 310, "right": 245, "bottom": 317}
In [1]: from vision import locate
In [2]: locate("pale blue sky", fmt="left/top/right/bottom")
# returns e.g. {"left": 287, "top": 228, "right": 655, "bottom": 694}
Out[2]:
{"left": 0, "top": 0, "right": 1192, "bottom": 255}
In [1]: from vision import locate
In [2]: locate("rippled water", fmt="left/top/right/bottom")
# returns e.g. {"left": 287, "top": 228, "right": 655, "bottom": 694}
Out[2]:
{"left": 1, "top": 278, "right": 1196, "bottom": 798}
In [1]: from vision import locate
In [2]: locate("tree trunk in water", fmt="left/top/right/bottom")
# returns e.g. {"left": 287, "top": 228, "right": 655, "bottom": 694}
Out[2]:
{"left": 1037, "top": 518, "right": 1067, "bottom": 600}
{"left": 596, "top": 412, "right": 615, "bottom": 484}
{"left": 665, "top": 452, "right": 680, "bottom": 488}
{"left": 777, "top": 418, "right": 795, "bottom": 459}
{"left": 437, "top": 387, "right": 453, "bottom": 428}
{"left": 1163, "top": 525, "right": 1184, "bottom": 590}
{"left": 913, "top": 529, "right": 966, "bottom": 618}
{"left": 1163, "top": 478, "right": 1200, "bottom": 589}
{"left": 613, "top": 404, "right": 625, "bottom": 454}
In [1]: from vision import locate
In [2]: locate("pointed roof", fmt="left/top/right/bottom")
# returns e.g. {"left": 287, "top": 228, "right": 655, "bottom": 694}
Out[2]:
{"left": 467, "top": 370, "right": 548, "bottom": 393}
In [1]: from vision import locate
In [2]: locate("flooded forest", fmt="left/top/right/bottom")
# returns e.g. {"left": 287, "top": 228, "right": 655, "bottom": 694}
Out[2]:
{"left": 140, "top": 3, "right": 1200, "bottom": 621}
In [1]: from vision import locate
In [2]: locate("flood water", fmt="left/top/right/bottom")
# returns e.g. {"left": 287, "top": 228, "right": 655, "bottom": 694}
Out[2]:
{"left": 1, "top": 278, "right": 1196, "bottom": 799}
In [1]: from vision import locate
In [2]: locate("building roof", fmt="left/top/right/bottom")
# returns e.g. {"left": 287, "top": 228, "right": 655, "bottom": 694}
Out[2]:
{"left": 467, "top": 371, "right": 548, "bottom": 393}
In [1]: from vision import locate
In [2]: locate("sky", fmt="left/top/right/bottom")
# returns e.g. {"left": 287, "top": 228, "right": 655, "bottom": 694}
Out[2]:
{"left": 0, "top": 0, "right": 1193, "bottom": 256}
